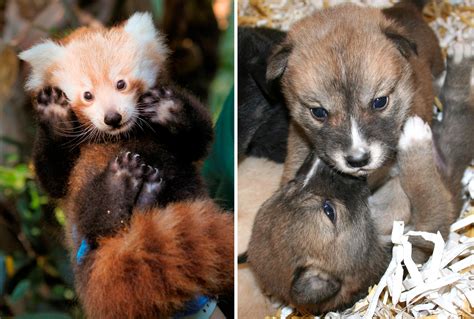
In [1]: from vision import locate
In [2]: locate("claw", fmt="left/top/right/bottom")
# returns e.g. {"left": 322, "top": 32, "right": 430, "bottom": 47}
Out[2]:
{"left": 163, "top": 88, "right": 172, "bottom": 98}
{"left": 144, "top": 165, "right": 153, "bottom": 175}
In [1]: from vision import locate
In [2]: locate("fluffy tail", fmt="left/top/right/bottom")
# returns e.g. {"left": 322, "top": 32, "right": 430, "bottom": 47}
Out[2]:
{"left": 78, "top": 199, "right": 234, "bottom": 319}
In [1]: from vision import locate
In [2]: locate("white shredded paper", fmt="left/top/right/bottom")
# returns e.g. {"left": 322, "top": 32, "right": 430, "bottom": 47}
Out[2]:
{"left": 239, "top": 0, "right": 474, "bottom": 84}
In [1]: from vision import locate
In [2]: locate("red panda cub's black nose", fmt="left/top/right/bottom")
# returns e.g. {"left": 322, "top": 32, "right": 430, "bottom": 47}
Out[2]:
{"left": 104, "top": 112, "right": 122, "bottom": 128}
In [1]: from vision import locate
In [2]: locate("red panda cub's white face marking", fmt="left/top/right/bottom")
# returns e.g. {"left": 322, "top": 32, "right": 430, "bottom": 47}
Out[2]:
{"left": 19, "top": 12, "right": 168, "bottom": 136}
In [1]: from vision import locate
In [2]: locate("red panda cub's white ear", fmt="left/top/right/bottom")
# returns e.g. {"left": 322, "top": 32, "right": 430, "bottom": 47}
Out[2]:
{"left": 124, "top": 12, "right": 168, "bottom": 58}
{"left": 123, "top": 12, "right": 169, "bottom": 88}
{"left": 18, "top": 40, "right": 65, "bottom": 92}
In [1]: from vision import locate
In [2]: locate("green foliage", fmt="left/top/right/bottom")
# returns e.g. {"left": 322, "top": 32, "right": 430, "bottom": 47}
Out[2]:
{"left": 0, "top": 160, "right": 78, "bottom": 317}
{"left": 150, "top": 0, "right": 165, "bottom": 22}
{"left": 209, "top": 6, "right": 235, "bottom": 122}
{"left": 202, "top": 88, "right": 235, "bottom": 210}
{"left": 0, "top": 164, "right": 30, "bottom": 194}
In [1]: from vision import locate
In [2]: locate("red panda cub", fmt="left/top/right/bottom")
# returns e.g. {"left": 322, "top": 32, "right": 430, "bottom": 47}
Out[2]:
{"left": 19, "top": 13, "right": 233, "bottom": 318}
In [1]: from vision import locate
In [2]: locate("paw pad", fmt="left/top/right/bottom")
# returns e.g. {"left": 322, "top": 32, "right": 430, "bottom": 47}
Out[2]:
{"left": 398, "top": 116, "right": 432, "bottom": 151}
{"left": 110, "top": 152, "right": 147, "bottom": 183}
{"left": 139, "top": 87, "right": 174, "bottom": 104}
{"left": 136, "top": 166, "right": 164, "bottom": 208}
{"left": 139, "top": 86, "right": 181, "bottom": 125}
{"left": 36, "top": 87, "right": 69, "bottom": 107}
{"left": 35, "top": 87, "right": 71, "bottom": 122}
{"left": 447, "top": 42, "right": 474, "bottom": 65}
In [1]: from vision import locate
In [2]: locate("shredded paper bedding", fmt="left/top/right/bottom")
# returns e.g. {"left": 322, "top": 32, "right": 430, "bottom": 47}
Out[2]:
{"left": 238, "top": 0, "right": 474, "bottom": 47}
{"left": 238, "top": 1, "right": 474, "bottom": 318}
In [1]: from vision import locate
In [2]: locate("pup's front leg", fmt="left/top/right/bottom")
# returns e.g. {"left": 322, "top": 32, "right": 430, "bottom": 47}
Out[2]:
{"left": 434, "top": 42, "right": 474, "bottom": 198}
{"left": 139, "top": 85, "right": 214, "bottom": 162}
{"left": 397, "top": 117, "right": 455, "bottom": 263}
{"left": 442, "top": 43, "right": 474, "bottom": 103}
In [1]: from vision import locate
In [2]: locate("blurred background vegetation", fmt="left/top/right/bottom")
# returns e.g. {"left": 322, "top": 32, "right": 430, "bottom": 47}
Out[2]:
{"left": 0, "top": 0, "right": 234, "bottom": 317}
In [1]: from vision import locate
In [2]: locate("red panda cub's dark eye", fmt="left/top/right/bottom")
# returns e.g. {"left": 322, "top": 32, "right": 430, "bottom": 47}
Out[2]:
{"left": 116, "top": 80, "right": 127, "bottom": 91}
{"left": 83, "top": 92, "right": 94, "bottom": 101}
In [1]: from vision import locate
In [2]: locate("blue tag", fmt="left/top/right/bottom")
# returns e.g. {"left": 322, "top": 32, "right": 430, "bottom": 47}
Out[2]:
{"left": 76, "top": 239, "right": 90, "bottom": 265}
{"left": 173, "top": 295, "right": 210, "bottom": 318}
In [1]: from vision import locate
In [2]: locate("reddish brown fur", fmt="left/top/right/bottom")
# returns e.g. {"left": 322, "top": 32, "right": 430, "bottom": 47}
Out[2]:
{"left": 60, "top": 144, "right": 116, "bottom": 249}
{"left": 383, "top": 0, "right": 444, "bottom": 77}
{"left": 128, "top": 78, "right": 146, "bottom": 95}
{"left": 78, "top": 199, "right": 234, "bottom": 319}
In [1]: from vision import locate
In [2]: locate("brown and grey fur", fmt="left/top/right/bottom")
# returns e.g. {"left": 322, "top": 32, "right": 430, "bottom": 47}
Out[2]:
{"left": 371, "top": 43, "right": 474, "bottom": 254}
{"left": 248, "top": 46, "right": 473, "bottom": 314}
{"left": 433, "top": 43, "right": 474, "bottom": 200}
{"left": 247, "top": 154, "right": 389, "bottom": 314}
{"left": 382, "top": 0, "right": 444, "bottom": 77}
{"left": 238, "top": 157, "right": 284, "bottom": 319}
{"left": 267, "top": 3, "right": 442, "bottom": 184}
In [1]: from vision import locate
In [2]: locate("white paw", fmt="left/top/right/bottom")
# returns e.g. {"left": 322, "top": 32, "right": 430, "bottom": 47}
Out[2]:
{"left": 398, "top": 116, "right": 432, "bottom": 151}
{"left": 152, "top": 99, "right": 181, "bottom": 125}
{"left": 39, "top": 103, "right": 70, "bottom": 119}
{"left": 447, "top": 42, "right": 474, "bottom": 64}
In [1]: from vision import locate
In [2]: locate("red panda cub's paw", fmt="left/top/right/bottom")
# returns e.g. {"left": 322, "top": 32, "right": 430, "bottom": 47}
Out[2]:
{"left": 76, "top": 152, "right": 165, "bottom": 244}
{"left": 90, "top": 152, "right": 153, "bottom": 237}
{"left": 35, "top": 86, "right": 74, "bottom": 132}
{"left": 139, "top": 86, "right": 183, "bottom": 127}
{"left": 136, "top": 165, "right": 164, "bottom": 209}
{"left": 108, "top": 151, "right": 164, "bottom": 210}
